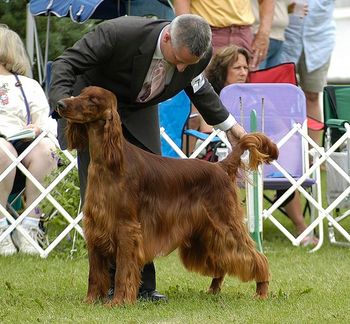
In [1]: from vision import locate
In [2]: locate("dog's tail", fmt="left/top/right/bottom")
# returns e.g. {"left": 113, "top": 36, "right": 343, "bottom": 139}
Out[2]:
{"left": 218, "top": 132, "right": 278, "bottom": 180}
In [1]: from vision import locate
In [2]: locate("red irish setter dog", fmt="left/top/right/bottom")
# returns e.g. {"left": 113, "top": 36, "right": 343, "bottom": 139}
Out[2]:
{"left": 57, "top": 86, "right": 278, "bottom": 306}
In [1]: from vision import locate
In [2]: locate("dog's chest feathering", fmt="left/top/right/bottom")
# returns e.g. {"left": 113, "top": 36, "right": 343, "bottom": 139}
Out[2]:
{"left": 84, "top": 211, "right": 116, "bottom": 254}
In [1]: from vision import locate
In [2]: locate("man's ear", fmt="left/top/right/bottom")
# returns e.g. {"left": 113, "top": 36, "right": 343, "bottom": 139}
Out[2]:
{"left": 163, "top": 30, "right": 171, "bottom": 43}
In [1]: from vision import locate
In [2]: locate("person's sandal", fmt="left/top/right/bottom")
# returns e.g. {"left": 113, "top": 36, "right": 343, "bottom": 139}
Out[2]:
{"left": 300, "top": 235, "right": 319, "bottom": 247}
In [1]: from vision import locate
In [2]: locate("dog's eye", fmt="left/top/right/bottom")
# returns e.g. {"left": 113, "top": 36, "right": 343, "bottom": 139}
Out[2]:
{"left": 89, "top": 97, "right": 98, "bottom": 105}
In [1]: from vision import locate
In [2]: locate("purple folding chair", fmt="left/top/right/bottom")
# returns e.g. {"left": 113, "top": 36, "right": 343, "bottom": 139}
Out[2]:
{"left": 220, "top": 83, "right": 323, "bottom": 249}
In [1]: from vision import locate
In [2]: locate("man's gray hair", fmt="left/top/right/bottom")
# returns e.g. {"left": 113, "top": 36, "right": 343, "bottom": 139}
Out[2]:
{"left": 169, "top": 14, "right": 212, "bottom": 57}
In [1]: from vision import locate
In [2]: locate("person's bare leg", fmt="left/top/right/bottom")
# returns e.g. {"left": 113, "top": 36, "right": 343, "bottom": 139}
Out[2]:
{"left": 305, "top": 91, "right": 322, "bottom": 146}
{"left": 22, "top": 138, "right": 57, "bottom": 218}
{"left": 0, "top": 139, "right": 17, "bottom": 220}
{"left": 0, "top": 139, "right": 18, "bottom": 255}
{"left": 284, "top": 192, "right": 318, "bottom": 246}
{"left": 11, "top": 138, "right": 57, "bottom": 254}
{"left": 284, "top": 193, "right": 307, "bottom": 234}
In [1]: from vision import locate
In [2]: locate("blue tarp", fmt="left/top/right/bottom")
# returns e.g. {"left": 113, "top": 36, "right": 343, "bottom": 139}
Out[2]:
{"left": 29, "top": 0, "right": 174, "bottom": 23}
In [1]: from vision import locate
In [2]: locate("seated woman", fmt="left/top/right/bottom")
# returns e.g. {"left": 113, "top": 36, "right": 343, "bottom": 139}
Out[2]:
{"left": 192, "top": 45, "right": 250, "bottom": 157}
{"left": 0, "top": 25, "right": 57, "bottom": 256}
{"left": 202, "top": 45, "right": 250, "bottom": 132}
{"left": 205, "top": 44, "right": 318, "bottom": 246}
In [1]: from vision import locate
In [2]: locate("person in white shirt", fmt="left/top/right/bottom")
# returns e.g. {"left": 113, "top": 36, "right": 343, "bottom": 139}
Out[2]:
{"left": 280, "top": 0, "right": 336, "bottom": 145}
{"left": 0, "top": 25, "right": 57, "bottom": 256}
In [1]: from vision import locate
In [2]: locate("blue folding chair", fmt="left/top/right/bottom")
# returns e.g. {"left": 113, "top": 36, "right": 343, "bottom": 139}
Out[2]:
{"left": 158, "top": 91, "right": 191, "bottom": 158}
{"left": 158, "top": 91, "right": 224, "bottom": 159}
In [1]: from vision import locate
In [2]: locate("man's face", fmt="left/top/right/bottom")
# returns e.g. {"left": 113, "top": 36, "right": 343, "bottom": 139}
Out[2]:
{"left": 161, "top": 30, "right": 201, "bottom": 72}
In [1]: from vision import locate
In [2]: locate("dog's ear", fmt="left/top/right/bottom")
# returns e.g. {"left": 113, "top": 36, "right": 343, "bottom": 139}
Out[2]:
{"left": 66, "top": 122, "right": 88, "bottom": 151}
{"left": 103, "top": 107, "right": 124, "bottom": 174}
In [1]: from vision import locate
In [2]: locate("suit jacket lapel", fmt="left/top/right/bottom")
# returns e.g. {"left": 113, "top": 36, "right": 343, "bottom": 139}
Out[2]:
{"left": 130, "top": 54, "right": 152, "bottom": 100}
{"left": 130, "top": 22, "right": 168, "bottom": 101}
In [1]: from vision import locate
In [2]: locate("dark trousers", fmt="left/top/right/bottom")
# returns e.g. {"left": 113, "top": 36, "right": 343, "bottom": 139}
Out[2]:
{"left": 77, "top": 125, "right": 157, "bottom": 292}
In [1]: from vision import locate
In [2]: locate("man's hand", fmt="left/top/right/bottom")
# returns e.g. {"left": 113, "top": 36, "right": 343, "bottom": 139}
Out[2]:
{"left": 226, "top": 124, "right": 246, "bottom": 148}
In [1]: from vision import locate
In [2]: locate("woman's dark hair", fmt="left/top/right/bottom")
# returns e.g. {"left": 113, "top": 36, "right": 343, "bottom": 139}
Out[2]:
{"left": 206, "top": 45, "right": 250, "bottom": 94}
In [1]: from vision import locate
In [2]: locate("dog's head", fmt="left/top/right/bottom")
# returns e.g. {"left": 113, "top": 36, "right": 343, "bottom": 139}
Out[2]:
{"left": 56, "top": 87, "right": 124, "bottom": 171}
{"left": 56, "top": 86, "right": 117, "bottom": 124}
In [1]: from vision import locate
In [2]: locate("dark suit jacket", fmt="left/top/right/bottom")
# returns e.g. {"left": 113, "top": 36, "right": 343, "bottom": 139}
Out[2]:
{"left": 49, "top": 16, "right": 230, "bottom": 154}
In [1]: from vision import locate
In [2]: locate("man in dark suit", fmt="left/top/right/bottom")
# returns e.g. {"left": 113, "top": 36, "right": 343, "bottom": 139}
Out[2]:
{"left": 49, "top": 14, "right": 246, "bottom": 302}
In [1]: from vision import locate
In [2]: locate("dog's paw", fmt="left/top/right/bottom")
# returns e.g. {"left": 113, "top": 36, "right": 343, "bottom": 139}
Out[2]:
{"left": 84, "top": 295, "right": 98, "bottom": 304}
{"left": 104, "top": 301, "right": 117, "bottom": 308}
{"left": 254, "top": 292, "right": 268, "bottom": 300}
{"left": 255, "top": 281, "right": 269, "bottom": 299}
{"left": 207, "top": 287, "right": 221, "bottom": 294}
{"left": 105, "top": 298, "right": 135, "bottom": 307}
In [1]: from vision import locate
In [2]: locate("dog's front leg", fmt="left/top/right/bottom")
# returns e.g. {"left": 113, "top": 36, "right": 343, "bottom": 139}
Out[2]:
{"left": 208, "top": 276, "right": 225, "bottom": 294}
{"left": 85, "top": 247, "right": 110, "bottom": 304}
{"left": 109, "top": 226, "right": 144, "bottom": 306}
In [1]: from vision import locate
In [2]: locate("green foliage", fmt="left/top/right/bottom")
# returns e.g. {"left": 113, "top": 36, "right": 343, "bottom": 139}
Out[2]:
{"left": 0, "top": 0, "right": 96, "bottom": 75}
{"left": 39, "top": 149, "right": 87, "bottom": 256}
{"left": 0, "top": 0, "right": 26, "bottom": 34}
{"left": 42, "top": 151, "right": 80, "bottom": 219}
{"left": 32, "top": 16, "right": 96, "bottom": 61}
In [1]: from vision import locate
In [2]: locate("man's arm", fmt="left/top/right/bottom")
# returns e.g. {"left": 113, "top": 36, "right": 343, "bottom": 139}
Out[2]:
{"left": 49, "top": 21, "right": 116, "bottom": 113}
{"left": 250, "top": 0, "right": 275, "bottom": 69}
{"left": 185, "top": 75, "right": 246, "bottom": 144}
{"left": 173, "top": 0, "right": 191, "bottom": 15}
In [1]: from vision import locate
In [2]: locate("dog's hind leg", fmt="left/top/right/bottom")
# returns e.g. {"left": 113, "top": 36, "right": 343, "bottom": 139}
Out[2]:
{"left": 179, "top": 234, "right": 226, "bottom": 295}
{"left": 256, "top": 281, "right": 269, "bottom": 299}
{"left": 229, "top": 248, "right": 270, "bottom": 299}
{"left": 253, "top": 252, "right": 270, "bottom": 299}
{"left": 85, "top": 247, "right": 110, "bottom": 304}
{"left": 215, "top": 224, "right": 270, "bottom": 298}
{"left": 208, "top": 276, "right": 225, "bottom": 294}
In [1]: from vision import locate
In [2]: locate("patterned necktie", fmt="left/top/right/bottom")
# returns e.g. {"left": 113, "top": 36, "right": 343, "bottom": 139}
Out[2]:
{"left": 137, "top": 59, "right": 166, "bottom": 103}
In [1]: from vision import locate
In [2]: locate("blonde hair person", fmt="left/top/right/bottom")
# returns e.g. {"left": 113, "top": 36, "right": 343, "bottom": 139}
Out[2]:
{"left": 0, "top": 24, "right": 31, "bottom": 77}
{"left": 0, "top": 25, "right": 57, "bottom": 256}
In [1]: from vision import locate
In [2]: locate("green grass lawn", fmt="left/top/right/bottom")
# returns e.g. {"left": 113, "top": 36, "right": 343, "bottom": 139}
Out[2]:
{"left": 2, "top": 171, "right": 350, "bottom": 323}
{"left": 1, "top": 231, "right": 350, "bottom": 324}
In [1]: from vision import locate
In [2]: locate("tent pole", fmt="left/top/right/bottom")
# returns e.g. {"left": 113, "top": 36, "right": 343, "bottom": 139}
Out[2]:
{"left": 44, "top": 14, "right": 51, "bottom": 79}
{"left": 25, "top": 4, "right": 34, "bottom": 78}
{"left": 33, "top": 21, "right": 43, "bottom": 84}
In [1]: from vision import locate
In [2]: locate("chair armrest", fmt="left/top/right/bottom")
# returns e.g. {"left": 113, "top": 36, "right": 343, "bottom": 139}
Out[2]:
{"left": 325, "top": 119, "right": 350, "bottom": 131}
{"left": 184, "top": 129, "right": 222, "bottom": 142}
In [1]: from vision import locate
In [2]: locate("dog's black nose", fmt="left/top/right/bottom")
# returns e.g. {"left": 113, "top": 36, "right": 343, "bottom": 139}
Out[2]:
{"left": 56, "top": 100, "right": 66, "bottom": 111}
